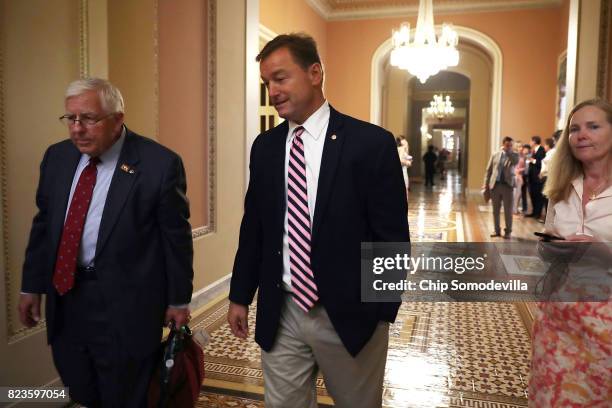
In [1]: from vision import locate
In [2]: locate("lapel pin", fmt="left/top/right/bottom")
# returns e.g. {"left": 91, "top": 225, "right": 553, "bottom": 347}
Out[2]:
{"left": 331, "top": 134, "right": 337, "bottom": 140}
{"left": 120, "top": 164, "right": 135, "bottom": 174}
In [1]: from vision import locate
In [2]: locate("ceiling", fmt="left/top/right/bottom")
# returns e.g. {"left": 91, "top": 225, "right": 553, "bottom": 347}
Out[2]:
{"left": 306, "top": 0, "right": 563, "bottom": 20}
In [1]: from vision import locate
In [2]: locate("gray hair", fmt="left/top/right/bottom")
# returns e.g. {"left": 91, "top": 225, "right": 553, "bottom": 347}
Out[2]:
{"left": 65, "top": 77, "right": 125, "bottom": 113}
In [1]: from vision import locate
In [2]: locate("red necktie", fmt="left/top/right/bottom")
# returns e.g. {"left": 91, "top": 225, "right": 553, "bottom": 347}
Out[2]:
{"left": 53, "top": 157, "right": 100, "bottom": 295}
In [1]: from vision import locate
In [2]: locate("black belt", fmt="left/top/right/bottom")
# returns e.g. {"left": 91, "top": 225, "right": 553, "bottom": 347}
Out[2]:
{"left": 76, "top": 266, "right": 97, "bottom": 281}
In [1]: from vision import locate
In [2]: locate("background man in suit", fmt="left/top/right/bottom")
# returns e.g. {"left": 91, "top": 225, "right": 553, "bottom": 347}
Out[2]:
{"left": 526, "top": 135, "right": 546, "bottom": 219}
{"left": 18, "top": 78, "right": 194, "bottom": 407}
{"left": 227, "top": 33, "right": 409, "bottom": 408}
{"left": 484, "top": 136, "right": 519, "bottom": 238}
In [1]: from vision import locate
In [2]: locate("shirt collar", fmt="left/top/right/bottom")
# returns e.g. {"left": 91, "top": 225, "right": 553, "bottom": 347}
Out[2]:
{"left": 288, "top": 100, "right": 329, "bottom": 141}
{"left": 85, "top": 126, "right": 126, "bottom": 166}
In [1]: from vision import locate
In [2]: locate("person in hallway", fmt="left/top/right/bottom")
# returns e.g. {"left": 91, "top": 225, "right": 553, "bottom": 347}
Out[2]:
{"left": 423, "top": 145, "right": 438, "bottom": 187}
{"left": 437, "top": 147, "right": 449, "bottom": 180}
{"left": 529, "top": 99, "right": 612, "bottom": 407}
{"left": 525, "top": 135, "right": 545, "bottom": 218}
{"left": 18, "top": 78, "right": 194, "bottom": 407}
{"left": 227, "top": 33, "right": 409, "bottom": 408}
{"left": 483, "top": 136, "right": 519, "bottom": 238}
{"left": 520, "top": 144, "right": 532, "bottom": 214}
{"left": 396, "top": 135, "right": 412, "bottom": 197}
{"left": 513, "top": 141, "right": 526, "bottom": 214}
{"left": 539, "top": 131, "right": 561, "bottom": 222}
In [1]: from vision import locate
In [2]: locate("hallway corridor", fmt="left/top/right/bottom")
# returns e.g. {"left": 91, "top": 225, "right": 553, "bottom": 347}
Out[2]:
{"left": 194, "top": 174, "right": 543, "bottom": 407}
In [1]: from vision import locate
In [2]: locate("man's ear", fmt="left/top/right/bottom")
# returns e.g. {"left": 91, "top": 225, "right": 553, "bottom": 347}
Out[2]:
{"left": 309, "top": 63, "right": 323, "bottom": 86}
{"left": 113, "top": 112, "right": 125, "bottom": 132}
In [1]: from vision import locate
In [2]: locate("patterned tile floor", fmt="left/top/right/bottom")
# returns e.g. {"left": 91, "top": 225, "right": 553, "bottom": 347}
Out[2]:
{"left": 195, "top": 171, "right": 537, "bottom": 407}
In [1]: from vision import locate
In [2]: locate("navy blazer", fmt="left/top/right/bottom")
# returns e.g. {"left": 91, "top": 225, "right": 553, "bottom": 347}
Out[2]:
{"left": 21, "top": 128, "right": 194, "bottom": 357}
{"left": 229, "top": 106, "right": 409, "bottom": 357}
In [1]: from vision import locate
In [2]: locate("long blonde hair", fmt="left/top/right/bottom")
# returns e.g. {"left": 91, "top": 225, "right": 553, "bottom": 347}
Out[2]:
{"left": 544, "top": 99, "right": 612, "bottom": 202}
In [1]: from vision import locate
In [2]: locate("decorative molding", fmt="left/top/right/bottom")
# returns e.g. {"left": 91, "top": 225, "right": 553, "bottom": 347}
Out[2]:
{"left": 153, "top": 0, "right": 160, "bottom": 140}
{"left": 597, "top": 0, "right": 611, "bottom": 98}
{"left": 189, "top": 273, "right": 230, "bottom": 313}
{"left": 79, "top": 0, "right": 89, "bottom": 77}
{"left": 199, "top": 0, "right": 217, "bottom": 238}
{"left": 307, "top": 0, "right": 562, "bottom": 21}
{"left": 259, "top": 24, "right": 277, "bottom": 42}
{"left": 0, "top": 0, "right": 13, "bottom": 339}
{"left": 371, "top": 25, "right": 503, "bottom": 156}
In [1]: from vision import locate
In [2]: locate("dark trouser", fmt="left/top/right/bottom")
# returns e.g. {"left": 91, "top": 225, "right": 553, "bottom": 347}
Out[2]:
{"left": 491, "top": 182, "right": 514, "bottom": 235}
{"left": 425, "top": 167, "right": 435, "bottom": 186}
{"left": 52, "top": 277, "right": 156, "bottom": 407}
{"left": 521, "top": 174, "right": 529, "bottom": 212}
{"left": 541, "top": 177, "right": 548, "bottom": 217}
{"left": 529, "top": 177, "right": 544, "bottom": 217}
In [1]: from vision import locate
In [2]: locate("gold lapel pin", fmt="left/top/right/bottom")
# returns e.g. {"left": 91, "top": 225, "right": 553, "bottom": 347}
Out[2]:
{"left": 121, "top": 164, "right": 134, "bottom": 174}
{"left": 331, "top": 134, "right": 337, "bottom": 140}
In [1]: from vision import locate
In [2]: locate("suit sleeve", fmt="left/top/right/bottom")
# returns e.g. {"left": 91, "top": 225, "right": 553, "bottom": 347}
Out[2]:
{"left": 21, "top": 148, "right": 52, "bottom": 294}
{"left": 367, "top": 131, "right": 409, "bottom": 242}
{"left": 229, "top": 138, "right": 263, "bottom": 306}
{"left": 484, "top": 154, "right": 494, "bottom": 188}
{"left": 157, "top": 154, "right": 194, "bottom": 305}
{"left": 367, "top": 131, "right": 410, "bottom": 322}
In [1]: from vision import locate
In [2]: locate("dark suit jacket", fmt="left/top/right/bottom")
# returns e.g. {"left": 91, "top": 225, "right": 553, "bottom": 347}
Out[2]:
{"left": 229, "top": 106, "right": 409, "bottom": 357}
{"left": 21, "top": 128, "right": 194, "bottom": 357}
{"left": 528, "top": 145, "right": 545, "bottom": 181}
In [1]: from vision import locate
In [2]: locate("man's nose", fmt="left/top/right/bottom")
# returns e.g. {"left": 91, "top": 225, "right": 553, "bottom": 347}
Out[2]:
{"left": 268, "top": 84, "right": 279, "bottom": 98}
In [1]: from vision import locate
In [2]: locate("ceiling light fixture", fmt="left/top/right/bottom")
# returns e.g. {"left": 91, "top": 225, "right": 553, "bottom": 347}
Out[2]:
{"left": 390, "top": 0, "right": 459, "bottom": 83}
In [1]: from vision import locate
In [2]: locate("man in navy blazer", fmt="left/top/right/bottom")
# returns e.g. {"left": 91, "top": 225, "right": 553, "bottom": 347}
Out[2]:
{"left": 526, "top": 135, "right": 546, "bottom": 219}
{"left": 228, "top": 34, "right": 409, "bottom": 407}
{"left": 18, "top": 78, "right": 193, "bottom": 407}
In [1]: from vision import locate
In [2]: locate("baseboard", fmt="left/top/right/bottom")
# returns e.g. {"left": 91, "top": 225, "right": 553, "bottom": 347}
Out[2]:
{"left": 190, "top": 273, "right": 231, "bottom": 314}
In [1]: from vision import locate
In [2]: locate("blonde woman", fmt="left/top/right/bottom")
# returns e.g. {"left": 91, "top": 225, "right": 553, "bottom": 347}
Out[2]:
{"left": 529, "top": 99, "right": 612, "bottom": 407}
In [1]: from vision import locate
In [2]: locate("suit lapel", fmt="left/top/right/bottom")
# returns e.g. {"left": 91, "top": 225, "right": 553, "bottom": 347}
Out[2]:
{"left": 312, "top": 106, "right": 345, "bottom": 242}
{"left": 271, "top": 121, "right": 289, "bottom": 232}
{"left": 49, "top": 146, "right": 82, "bottom": 253}
{"left": 95, "top": 129, "right": 140, "bottom": 259}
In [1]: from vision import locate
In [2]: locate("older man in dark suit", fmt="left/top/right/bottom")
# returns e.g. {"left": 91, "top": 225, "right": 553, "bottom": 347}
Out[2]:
{"left": 227, "top": 33, "right": 409, "bottom": 407}
{"left": 18, "top": 78, "right": 193, "bottom": 407}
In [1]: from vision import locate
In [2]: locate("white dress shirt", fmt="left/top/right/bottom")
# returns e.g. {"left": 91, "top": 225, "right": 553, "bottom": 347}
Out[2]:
{"left": 545, "top": 176, "right": 612, "bottom": 240}
{"left": 282, "top": 101, "right": 330, "bottom": 289}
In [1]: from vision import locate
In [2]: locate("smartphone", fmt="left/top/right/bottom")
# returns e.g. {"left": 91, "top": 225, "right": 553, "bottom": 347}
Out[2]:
{"left": 534, "top": 231, "right": 565, "bottom": 241}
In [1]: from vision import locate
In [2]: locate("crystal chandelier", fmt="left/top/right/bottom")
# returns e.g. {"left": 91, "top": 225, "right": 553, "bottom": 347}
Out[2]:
{"left": 427, "top": 94, "right": 455, "bottom": 118}
{"left": 389, "top": 0, "right": 459, "bottom": 83}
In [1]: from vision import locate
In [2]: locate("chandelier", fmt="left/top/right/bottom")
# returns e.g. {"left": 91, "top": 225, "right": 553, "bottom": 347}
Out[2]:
{"left": 389, "top": 0, "right": 459, "bottom": 83}
{"left": 427, "top": 94, "right": 455, "bottom": 118}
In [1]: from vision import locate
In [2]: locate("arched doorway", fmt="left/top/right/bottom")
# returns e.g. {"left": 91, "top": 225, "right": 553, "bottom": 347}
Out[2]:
{"left": 371, "top": 26, "right": 502, "bottom": 192}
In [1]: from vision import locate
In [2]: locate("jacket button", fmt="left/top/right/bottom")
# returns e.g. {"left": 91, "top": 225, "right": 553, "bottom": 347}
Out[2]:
{"left": 277, "top": 250, "right": 281, "bottom": 255}
{"left": 276, "top": 283, "right": 280, "bottom": 288}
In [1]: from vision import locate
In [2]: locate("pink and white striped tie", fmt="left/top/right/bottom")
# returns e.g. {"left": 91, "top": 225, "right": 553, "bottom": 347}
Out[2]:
{"left": 287, "top": 126, "right": 319, "bottom": 312}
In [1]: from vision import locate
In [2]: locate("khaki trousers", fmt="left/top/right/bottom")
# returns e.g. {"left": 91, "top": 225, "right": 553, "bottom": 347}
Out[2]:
{"left": 491, "top": 182, "right": 514, "bottom": 234}
{"left": 261, "top": 294, "right": 389, "bottom": 408}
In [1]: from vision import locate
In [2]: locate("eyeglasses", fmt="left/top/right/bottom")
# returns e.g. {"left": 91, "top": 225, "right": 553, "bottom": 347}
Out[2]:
{"left": 59, "top": 113, "right": 114, "bottom": 127}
